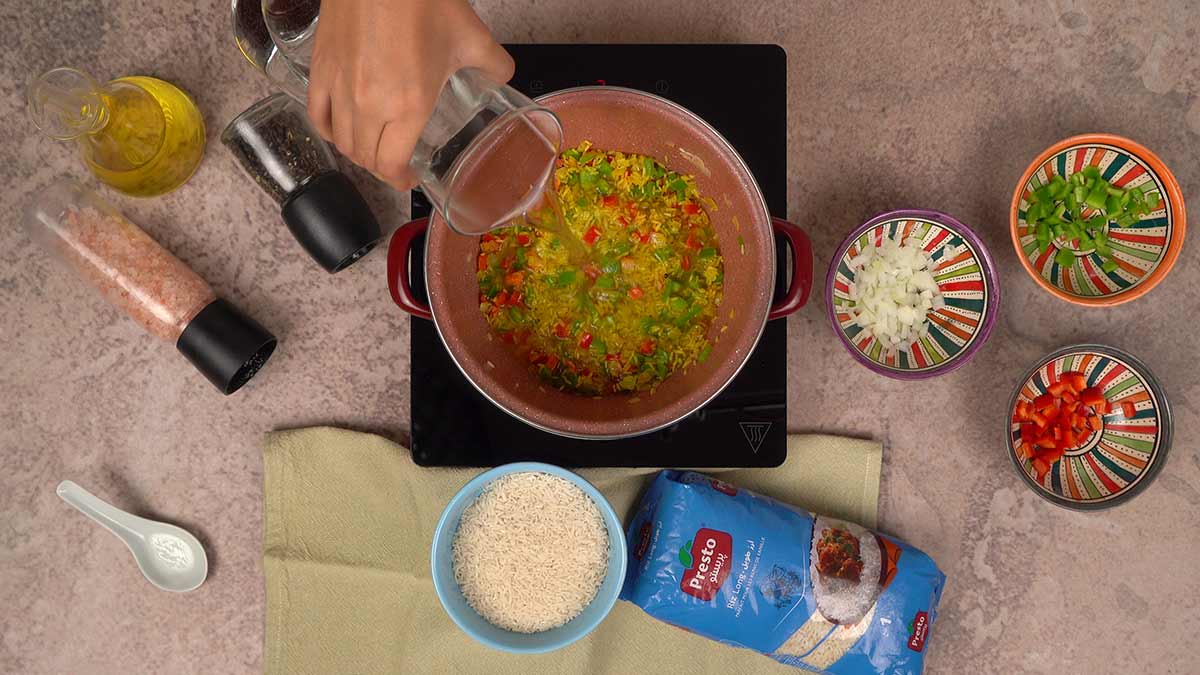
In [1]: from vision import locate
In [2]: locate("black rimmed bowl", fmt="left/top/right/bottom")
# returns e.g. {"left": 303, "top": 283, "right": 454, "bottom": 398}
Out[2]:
{"left": 1005, "top": 344, "right": 1172, "bottom": 510}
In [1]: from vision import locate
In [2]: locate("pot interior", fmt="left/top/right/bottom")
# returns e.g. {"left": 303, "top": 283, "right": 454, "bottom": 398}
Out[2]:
{"left": 425, "top": 88, "right": 775, "bottom": 438}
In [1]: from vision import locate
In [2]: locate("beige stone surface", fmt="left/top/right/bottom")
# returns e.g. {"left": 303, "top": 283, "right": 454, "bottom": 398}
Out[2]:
{"left": 1, "top": 1, "right": 1198, "bottom": 673}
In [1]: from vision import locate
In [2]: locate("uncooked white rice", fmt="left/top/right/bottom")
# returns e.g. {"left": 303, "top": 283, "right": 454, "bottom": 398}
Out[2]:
{"left": 809, "top": 516, "right": 882, "bottom": 625}
{"left": 452, "top": 471, "right": 609, "bottom": 633}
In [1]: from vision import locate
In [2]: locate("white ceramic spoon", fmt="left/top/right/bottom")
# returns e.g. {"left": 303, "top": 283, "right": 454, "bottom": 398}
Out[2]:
{"left": 56, "top": 480, "right": 208, "bottom": 592}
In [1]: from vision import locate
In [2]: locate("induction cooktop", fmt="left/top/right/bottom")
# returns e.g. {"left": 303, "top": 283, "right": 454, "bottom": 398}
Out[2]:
{"left": 408, "top": 44, "right": 789, "bottom": 467}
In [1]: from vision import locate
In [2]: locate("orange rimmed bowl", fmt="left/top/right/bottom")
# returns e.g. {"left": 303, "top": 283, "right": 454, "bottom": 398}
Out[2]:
{"left": 1009, "top": 133, "right": 1186, "bottom": 306}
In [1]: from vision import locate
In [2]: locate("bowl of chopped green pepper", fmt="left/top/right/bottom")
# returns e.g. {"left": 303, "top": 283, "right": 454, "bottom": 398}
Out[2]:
{"left": 1010, "top": 134, "right": 1186, "bottom": 306}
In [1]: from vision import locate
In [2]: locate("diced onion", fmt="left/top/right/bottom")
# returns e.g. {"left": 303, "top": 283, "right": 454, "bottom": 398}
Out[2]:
{"left": 846, "top": 237, "right": 943, "bottom": 351}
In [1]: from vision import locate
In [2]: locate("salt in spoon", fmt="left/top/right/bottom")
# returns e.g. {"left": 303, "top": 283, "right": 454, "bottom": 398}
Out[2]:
{"left": 56, "top": 480, "right": 208, "bottom": 592}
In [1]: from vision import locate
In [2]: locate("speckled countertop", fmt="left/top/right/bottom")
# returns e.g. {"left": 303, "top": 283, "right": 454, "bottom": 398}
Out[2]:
{"left": 2, "top": 2, "right": 1198, "bottom": 673}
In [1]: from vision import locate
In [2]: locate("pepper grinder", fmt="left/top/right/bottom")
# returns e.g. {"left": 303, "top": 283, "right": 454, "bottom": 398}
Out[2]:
{"left": 222, "top": 93, "right": 381, "bottom": 273}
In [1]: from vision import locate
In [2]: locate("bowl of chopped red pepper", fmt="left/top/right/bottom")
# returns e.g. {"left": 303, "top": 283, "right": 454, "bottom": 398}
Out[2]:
{"left": 1010, "top": 134, "right": 1186, "bottom": 306}
{"left": 1007, "top": 344, "right": 1172, "bottom": 510}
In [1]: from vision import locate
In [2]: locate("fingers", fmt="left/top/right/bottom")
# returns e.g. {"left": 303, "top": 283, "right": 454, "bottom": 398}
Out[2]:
{"left": 307, "top": 83, "right": 334, "bottom": 141}
{"left": 352, "top": 115, "right": 386, "bottom": 174}
{"left": 373, "top": 120, "right": 420, "bottom": 190}
{"left": 329, "top": 87, "right": 356, "bottom": 163}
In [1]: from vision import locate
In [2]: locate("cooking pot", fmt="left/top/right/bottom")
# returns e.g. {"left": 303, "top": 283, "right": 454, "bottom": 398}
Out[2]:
{"left": 388, "top": 87, "right": 812, "bottom": 439}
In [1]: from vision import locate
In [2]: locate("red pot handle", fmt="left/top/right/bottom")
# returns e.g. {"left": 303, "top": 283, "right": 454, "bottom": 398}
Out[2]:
{"left": 386, "top": 217, "right": 433, "bottom": 319}
{"left": 768, "top": 217, "right": 813, "bottom": 320}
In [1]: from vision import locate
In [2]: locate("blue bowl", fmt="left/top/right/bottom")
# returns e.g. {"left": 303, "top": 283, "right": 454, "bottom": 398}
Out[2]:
{"left": 430, "top": 462, "right": 627, "bottom": 653}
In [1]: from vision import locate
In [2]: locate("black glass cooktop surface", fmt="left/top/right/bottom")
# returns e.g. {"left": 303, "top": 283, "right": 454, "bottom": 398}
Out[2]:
{"left": 409, "top": 44, "right": 789, "bottom": 467}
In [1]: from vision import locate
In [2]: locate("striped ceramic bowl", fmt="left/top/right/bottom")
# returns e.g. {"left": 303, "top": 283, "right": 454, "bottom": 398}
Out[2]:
{"left": 826, "top": 209, "right": 1000, "bottom": 379}
{"left": 1009, "top": 134, "right": 1186, "bottom": 306}
{"left": 1006, "top": 345, "right": 1172, "bottom": 510}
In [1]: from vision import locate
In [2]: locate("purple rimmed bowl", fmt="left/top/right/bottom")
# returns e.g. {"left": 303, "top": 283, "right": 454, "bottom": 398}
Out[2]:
{"left": 825, "top": 209, "right": 1000, "bottom": 379}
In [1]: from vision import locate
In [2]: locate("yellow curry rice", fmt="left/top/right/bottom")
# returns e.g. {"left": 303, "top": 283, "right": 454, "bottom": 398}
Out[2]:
{"left": 477, "top": 141, "right": 724, "bottom": 395}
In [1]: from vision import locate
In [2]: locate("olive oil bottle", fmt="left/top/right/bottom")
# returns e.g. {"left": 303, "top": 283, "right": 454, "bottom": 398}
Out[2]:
{"left": 27, "top": 67, "right": 206, "bottom": 197}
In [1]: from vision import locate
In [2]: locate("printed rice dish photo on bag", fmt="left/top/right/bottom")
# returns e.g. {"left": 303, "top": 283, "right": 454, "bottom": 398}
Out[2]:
{"left": 621, "top": 470, "right": 945, "bottom": 674}
{"left": 809, "top": 517, "right": 882, "bottom": 625}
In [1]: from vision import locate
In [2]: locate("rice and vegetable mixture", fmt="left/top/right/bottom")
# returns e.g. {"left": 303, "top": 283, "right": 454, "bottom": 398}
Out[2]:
{"left": 452, "top": 472, "right": 609, "bottom": 633}
{"left": 477, "top": 141, "right": 724, "bottom": 395}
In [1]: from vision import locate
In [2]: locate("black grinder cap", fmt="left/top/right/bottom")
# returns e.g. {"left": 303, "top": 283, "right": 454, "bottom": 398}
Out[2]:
{"left": 281, "top": 171, "right": 382, "bottom": 273}
{"left": 177, "top": 298, "right": 277, "bottom": 395}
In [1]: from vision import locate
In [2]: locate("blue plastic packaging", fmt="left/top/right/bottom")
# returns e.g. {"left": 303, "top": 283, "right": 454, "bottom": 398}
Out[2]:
{"left": 621, "top": 471, "right": 945, "bottom": 674}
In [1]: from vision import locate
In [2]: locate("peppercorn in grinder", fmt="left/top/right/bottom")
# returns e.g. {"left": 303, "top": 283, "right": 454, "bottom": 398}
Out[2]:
{"left": 222, "top": 93, "right": 382, "bottom": 273}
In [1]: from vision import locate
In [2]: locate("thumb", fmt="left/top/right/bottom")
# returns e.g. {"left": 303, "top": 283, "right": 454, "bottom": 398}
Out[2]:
{"left": 461, "top": 38, "right": 515, "bottom": 84}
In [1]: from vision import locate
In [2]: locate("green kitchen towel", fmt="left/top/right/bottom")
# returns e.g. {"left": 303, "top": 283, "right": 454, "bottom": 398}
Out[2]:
{"left": 263, "top": 427, "right": 882, "bottom": 674}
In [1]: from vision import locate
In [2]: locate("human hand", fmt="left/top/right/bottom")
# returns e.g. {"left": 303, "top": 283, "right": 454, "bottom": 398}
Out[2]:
{"left": 307, "top": 0, "right": 514, "bottom": 190}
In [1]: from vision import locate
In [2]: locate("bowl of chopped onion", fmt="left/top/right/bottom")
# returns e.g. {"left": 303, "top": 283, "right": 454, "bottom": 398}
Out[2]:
{"left": 1009, "top": 133, "right": 1186, "bottom": 306}
{"left": 826, "top": 209, "right": 1000, "bottom": 379}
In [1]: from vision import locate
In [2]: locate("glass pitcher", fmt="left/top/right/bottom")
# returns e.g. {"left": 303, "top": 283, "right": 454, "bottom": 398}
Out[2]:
{"left": 232, "top": 0, "right": 563, "bottom": 236}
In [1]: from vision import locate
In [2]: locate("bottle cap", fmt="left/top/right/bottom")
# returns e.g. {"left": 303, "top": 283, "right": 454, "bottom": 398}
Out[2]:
{"left": 176, "top": 299, "right": 277, "bottom": 395}
{"left": 281, "top": 171, "right": 382, "bottom": 273}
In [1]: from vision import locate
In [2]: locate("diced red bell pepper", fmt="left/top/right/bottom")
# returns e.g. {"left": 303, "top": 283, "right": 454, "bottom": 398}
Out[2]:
{"left": 1064, "top": 372, "right": 1087, "bottom": 392}
{"left": 1031, "top": 411, "right": 1048, "bottom": 428}
{"left": 584, "top": 264, "right": 600, "bottom": 281}
{"left": 617, "top": 215, "right": 629, "bottom": 227}
{"left": 683, "top": 203, "right": 700, "bottom": 215}
{"left": 578, "top": 333, "right": 593, "bottom": 349}
{"left": 602, "top": 195, "right": 619, "bottom": 208}
{"left": 1043, "top": 405, "right": 1060, "bottom": 422}
{"left": 1034, "top": 435, "right": 1057, "bottom": 449}
{"left": 605, "top": 353, "right": 620, "bottom": 362}
{"left": 1019, "top": 422, "right": 1037, "bottom": 439}
{"left": 627, "top": 204, "right": 639, "bottom": 219}
{"left": 1121, "top": 401, "right": 1137, "bottom": 419}
{"left": 1015, "top": 441, "right": 1032, "bottom": 460}
{"left": 1016, "top": 401, "right": 1031, "bottom": 421}
{"left": 639, "top": 339, "right": 655, "bottom": 355}
{"left": 1047, "top": 381, "right": 1069, "bottom": 397}
{"left": 477, "top": 254, "right": 490, "bottom": 272}
{"left": 481, "top": 233, "right": 496, "bottom": 243}
{"left": 1062, "top": 426, "right": 1077, "bottom": 449}
{"left": 501, "top": 256, "right": 513, "bottom": 271}
{"left": 1033, "top": 394, "right": 1056, "bottom": 412}
{"left": 1052, "top": 425, "right": 1063, "bottom": 441}
{"left": 582, "top": 226, "right": 601, "bottom": 246}
{"left": 1087, "top": 415, "right": 1103, "bottom": 431}
{"left": 681, "top": 254, "right": 692, "bottom": 271}
{"left": 1032, "top": 458, "right": 1050, "bottom": 481}
{"left": 1079, "top": 387, "right": 1106, "bottom": 407}
{"left": 495, "top": 290, "right": 508, "bottom": 307}
{"left": 1061, "top": 389, "right": 1077, "bottom": 404}
{"left": 544, "top": 354, "right": 559, "bottom": 370}
{"left": 685, "top": 232, "right": 701, "bottom": 250}
{"left": 553, "top": 322, "right": 570, "bottom": 339}
{"left": 628, "top": 287, "right": 644, "bottom": 300}
{"left": 1037, "top": 446, "right": 1065, "bottom": 464}
{"left": 516, "top": 233, "right": 531, "bottom": 246}
{"left": 505, "top": 271, "right": 524, "bottom": 287}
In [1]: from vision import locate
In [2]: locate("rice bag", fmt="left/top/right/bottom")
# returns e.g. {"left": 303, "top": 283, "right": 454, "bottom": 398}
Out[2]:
{"left": 621, "top": 470, "right": 945, "bottom": 674}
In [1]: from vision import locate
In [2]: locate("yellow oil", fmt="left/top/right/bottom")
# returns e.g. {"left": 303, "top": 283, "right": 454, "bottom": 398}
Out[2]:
{"left": 80, "top": 76, "right": 206, "bottom": 197}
